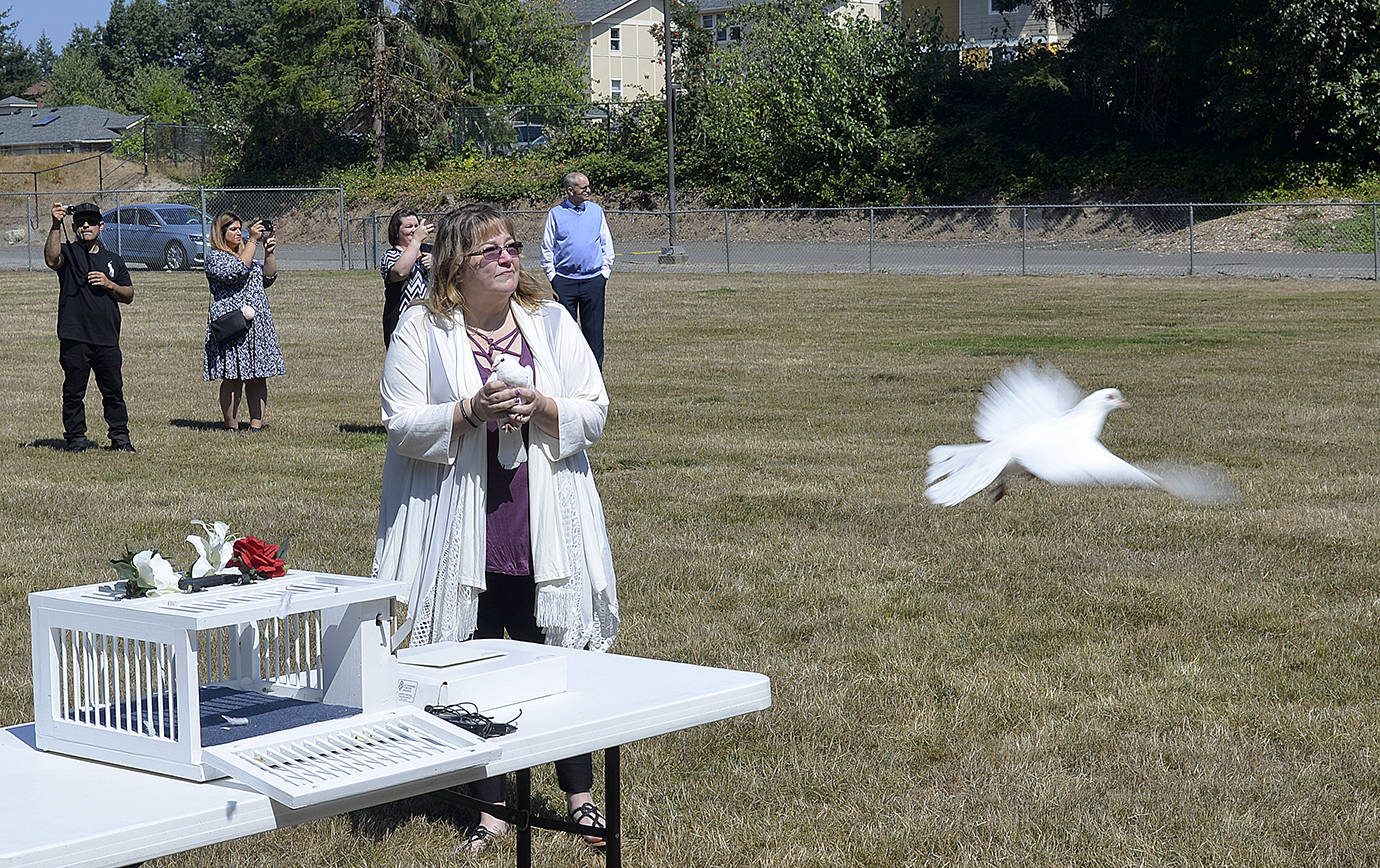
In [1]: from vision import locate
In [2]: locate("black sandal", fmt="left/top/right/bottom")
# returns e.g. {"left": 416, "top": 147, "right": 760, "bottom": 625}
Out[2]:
{"left": 460, "top": 823, "right": 504, "bottom": 855}
{"left": 569, "top": 802, "right": 607, "bottom": 848}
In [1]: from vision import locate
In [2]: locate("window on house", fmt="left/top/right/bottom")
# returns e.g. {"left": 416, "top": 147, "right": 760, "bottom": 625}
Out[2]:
{"left": 609, "top": 26, "right": 620, "bottom": 52}
{"left": 703, "top": 12, "right": 739, "bottom": 42}
{"left": 611, "top": 79, "right": 622, "bottom": 101}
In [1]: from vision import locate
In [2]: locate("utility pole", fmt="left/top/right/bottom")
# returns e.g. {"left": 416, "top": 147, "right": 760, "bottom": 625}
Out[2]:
{"left": 658, "top": 0, "right": 687, "bottom": 265}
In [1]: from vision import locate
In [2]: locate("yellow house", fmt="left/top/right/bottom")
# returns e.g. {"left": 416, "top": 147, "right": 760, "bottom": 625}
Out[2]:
{"left": 903, "top": 0, "right": 1071, "bottom": 56}
{"left": 573, "top": 0, "right": 884, "bottom": 102}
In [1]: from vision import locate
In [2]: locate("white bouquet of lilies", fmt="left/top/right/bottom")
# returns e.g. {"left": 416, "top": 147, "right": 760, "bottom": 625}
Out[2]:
{"left": 186, "top": 520, "right": 242, "bottom": 579}
{"left": 112, "top": 519, "right": 245, "bottom": 598}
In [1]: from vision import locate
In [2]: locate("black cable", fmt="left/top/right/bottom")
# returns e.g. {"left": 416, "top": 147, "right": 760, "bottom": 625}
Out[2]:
{"left": 424, "top": 702, "right": 521, "bottom": 738}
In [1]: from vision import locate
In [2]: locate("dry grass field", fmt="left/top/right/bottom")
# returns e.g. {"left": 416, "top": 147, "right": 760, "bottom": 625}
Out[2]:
{"left": 2, "top": 267, "right": 1379, "bottom": 867}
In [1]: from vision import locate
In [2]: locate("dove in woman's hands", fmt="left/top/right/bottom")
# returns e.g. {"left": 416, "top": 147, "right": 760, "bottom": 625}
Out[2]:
{"left": 487, "top": 354, "right": 534, "bottom": 469}
{"left": 925, "top": 360, "right": 1239, "bottom": 506}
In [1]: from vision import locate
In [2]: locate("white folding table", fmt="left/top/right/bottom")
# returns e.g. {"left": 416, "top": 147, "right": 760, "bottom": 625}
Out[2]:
{"left": 0, "top": 642, "right": 771, "bottom": 868}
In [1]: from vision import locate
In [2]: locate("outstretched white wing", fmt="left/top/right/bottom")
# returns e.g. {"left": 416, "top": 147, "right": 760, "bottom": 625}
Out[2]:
{"left": 1015, "top": 438, "right": 1158, "bottom": 488}
{"left": 974, "top": 359, "right": 1085, "bottom": 442}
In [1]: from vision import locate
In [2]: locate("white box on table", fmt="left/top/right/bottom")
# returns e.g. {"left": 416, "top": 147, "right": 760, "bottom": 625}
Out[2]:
{"left": 393, "top": 639, "right": 568, "bottom": 711}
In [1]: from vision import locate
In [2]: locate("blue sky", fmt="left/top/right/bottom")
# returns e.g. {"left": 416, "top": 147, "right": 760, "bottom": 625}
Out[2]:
{"left": 10, "top": 0, "right": 112, "bottom": 50}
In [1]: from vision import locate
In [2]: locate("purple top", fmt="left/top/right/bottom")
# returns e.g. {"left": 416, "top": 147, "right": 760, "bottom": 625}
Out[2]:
{"left": 470, "top": 325, "right": 533, "bottom": 576}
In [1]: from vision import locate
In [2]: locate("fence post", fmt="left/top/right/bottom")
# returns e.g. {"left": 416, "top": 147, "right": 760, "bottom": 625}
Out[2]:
{"left": 1188, "top": 204, "right": 1195, "bottom": 276}
{"left": 338, "top": 187, "right": 346, "bottom": 270}
{"left": 97, "top": 153, "right": 103, "bottom": 191}
{"left": 25, "top": 194, "right": 32, "bottom": 272}
{"left": 868, "top": 207, "right": 875, "bottom": 274}
{"left": 724, "top": 209, "right": 731, "bottom": 273}
{"left": 114, "top": 190, "right": 122, "bottom": 256}
{"left": 1021, "top": 207, "right": 1028, "bottom": 276}
{"left": 200, "top": 188, "right": 208, "bottom": 256}
{"left": 371, "top": 211, "right": 378, "bottom": 270}
{"left": 142, "top": 125, "right": 149, "bottom": 175}
{"left": 1372, "top": 203, "right": 1377, "bottom": 282}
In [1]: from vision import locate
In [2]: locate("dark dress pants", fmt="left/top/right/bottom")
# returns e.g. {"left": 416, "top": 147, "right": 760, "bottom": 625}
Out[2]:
{"left": 467, "top": 573, "right": 594, "bottom": 803}
{"left": 59, "top": 339, "right": 129, "bottom": 445}
{"left": 551, "top": 274, "right": 606, "bottom": 369}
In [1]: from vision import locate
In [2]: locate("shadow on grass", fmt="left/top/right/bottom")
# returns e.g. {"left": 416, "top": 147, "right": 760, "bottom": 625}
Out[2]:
{"left": 170, "top": 418, "right": 233, "bottom": 431}
{"left": 347, "top": 781, "right": 567, "bottom": 841}
{"left": 23, "top": 437, "right": 73, "bottom": 451}
{"left": 347, "top": 787, "right": 472, "bottom": 840}
{"left": 340, "top": 423, "right": 386, "bottom": 435}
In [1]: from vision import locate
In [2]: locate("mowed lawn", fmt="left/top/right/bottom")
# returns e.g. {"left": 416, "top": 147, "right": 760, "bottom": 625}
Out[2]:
{"left": 2, "top": 267, "right": 1379, "bottom": 867}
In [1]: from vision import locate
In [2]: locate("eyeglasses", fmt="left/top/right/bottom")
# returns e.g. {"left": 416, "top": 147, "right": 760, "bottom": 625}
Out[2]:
{"left": 73, "top": 217, "right": 100, "bottom": 227}
{"left": 465, "top": 241, "right": 523, "bottom": 262}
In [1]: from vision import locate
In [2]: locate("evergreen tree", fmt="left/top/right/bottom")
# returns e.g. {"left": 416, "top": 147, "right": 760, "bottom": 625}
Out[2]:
{"left": 46, "top": 49, "right": 120, "bottom": 108}
{"left": 0, "top": 7, "right": 39, "bottom": 96}
{"left": 102, "top": 0, "right": 188, "bottom": 81}
{"left": 34, "top": 31, "right": 56, "bottom": 79}
{"left": 178, "top": 0, "right": 272, "bottom": 90}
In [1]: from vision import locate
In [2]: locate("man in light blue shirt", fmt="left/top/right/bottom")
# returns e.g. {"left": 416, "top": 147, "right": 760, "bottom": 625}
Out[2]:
{"left": 540, "top": 172, "right": 614, "bottom": 368}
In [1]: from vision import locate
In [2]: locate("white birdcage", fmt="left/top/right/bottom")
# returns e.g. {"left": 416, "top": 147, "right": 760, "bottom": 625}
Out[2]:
{"left": 29, "top": 570, "right": 460, "bottom": 787}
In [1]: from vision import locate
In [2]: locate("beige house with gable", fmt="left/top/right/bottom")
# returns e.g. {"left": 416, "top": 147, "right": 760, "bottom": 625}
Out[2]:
{"left": 572, "top": 0, "right": 884, "bottom": 102}
{"left": 903, "top": 0, "right": 1072, "bottom": 60}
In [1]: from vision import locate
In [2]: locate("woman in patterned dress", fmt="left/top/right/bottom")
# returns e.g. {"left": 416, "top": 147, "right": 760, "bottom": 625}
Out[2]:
{"left": 203, "top": 212, "right": 285, "bottom": 431}
{"left": 380, "top": 208, "right": 434, "bottom": 347}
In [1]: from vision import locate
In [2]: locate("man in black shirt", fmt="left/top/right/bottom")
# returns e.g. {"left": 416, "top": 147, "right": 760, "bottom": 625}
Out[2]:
{"left": 43, "top": 201, "right": 136, "bottom": 453}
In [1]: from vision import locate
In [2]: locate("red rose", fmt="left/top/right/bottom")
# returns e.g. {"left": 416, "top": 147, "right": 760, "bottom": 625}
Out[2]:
{"left": 231, "top": 536, "right": 286, "bottom": 578}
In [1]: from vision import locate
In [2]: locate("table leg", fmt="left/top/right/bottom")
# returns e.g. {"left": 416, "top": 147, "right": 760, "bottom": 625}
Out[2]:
{"left": 606, "top": 745, "right": 621, "bottom": 868}
{"left": 515, "top": 767, "right": 532, "bottom": 868}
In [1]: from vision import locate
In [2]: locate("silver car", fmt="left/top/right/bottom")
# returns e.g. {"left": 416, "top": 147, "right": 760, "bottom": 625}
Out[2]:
{"left": 100, "top": 203, "right": 211, "bottom": 270}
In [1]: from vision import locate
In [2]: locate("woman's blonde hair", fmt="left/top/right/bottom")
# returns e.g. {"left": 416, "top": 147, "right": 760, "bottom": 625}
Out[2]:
{"left": 210, "top": 211, "right": 242, "bottom": 254}
{"left": 424, "top": 204, "right": 553, "bottom": 322}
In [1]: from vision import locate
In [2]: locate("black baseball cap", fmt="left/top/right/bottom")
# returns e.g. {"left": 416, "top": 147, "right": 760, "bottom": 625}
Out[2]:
{"left": 70, "top": 202, "right": 102, "bottom": 222}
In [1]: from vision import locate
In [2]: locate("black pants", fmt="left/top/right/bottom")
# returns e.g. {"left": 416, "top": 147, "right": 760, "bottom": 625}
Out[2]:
{"left": 59, "top": 339, "right": 129, "bottom": 445}
{"left": 467, "top": 573, "right": 593, "bottom": 802}
{"left": 551, "top": 274, "right": 606, "bottom": 369}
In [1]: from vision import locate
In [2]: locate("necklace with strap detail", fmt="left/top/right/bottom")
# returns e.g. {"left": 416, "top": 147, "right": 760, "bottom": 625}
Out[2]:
{"left": 467, "top": 323, "right": 522, "bottom": 370}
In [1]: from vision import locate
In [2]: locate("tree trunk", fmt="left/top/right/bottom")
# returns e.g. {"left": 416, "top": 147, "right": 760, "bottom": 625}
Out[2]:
{"left": 372, "top": 0, "right": 386, "bottom": 172}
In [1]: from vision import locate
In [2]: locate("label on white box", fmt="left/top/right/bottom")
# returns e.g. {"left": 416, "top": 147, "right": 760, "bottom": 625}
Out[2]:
{"left": 397, "top": 679, "right": 418, "bottom": 704}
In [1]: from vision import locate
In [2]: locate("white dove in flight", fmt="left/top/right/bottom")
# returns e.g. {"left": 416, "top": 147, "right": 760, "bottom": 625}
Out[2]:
{"left": 925, "top": 360, "right": 1239, "bottom": 506}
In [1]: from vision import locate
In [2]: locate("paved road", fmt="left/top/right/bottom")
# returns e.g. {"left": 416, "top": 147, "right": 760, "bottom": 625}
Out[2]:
{"left": 4, "top": 239, "right": 1376, "bottom": 280}
{"left": 616, "top": 239, "right": 1379, "bottom": 280}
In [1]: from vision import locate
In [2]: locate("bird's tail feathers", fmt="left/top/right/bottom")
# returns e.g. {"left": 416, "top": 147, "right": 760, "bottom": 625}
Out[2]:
{"left": 926, "top": 442, "right": 987, "bottom": 484}
{"left": 925, "top": 442, "right": 1009, "bottom": 506}
{"left": 1141, "top": 461, "right": 1241, "bottom": 505}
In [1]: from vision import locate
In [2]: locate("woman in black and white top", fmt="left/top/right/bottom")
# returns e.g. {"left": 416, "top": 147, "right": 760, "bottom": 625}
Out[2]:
{"left": 380, "top": 208, "right": 434, "bottom": 346}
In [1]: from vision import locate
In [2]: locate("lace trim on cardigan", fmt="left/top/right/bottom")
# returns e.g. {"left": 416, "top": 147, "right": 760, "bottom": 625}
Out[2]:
{"left": 413, "top": 505, "right": 481, "bottom": 645}
{"left": 536, "top": 461, "right": 619, "bottom": 651}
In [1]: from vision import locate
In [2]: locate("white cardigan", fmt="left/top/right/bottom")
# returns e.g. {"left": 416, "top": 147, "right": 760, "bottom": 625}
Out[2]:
{"left": 372, "top": 299, "right": 619, "bottom": 651}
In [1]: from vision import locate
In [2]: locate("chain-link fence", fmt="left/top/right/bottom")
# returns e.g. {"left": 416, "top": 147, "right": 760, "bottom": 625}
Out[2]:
{"left": 1, "top": 187, "right": 346, "bottom": 272}
{"left": 10, "top": 196, "right": 1371, "bottom": 279}
{"left": 346, "top": 202, "right": 1380, "bottom": 281}
{"left": 143, "top": 124, "right": 214, "bottom": 178}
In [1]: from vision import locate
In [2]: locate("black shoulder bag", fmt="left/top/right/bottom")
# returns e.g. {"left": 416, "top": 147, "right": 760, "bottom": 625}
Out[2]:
{"left": 210, "top": 278, "right": 249, "bottom": 344}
